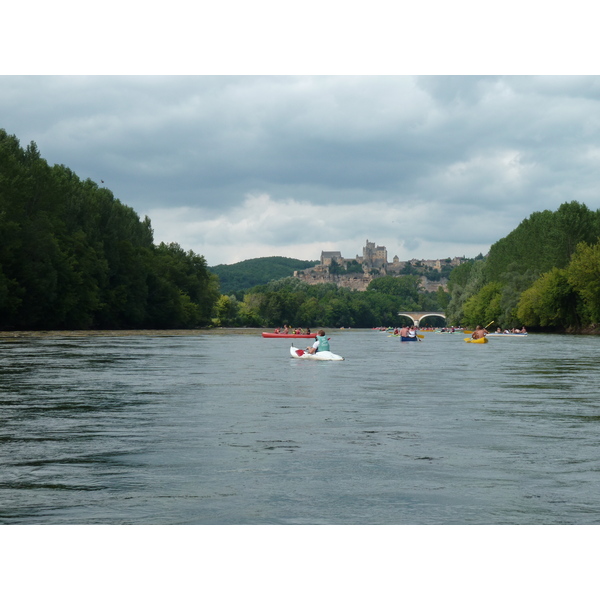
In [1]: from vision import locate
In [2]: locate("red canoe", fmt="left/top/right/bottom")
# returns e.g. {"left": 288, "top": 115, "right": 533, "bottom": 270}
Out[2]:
{"left": 262, "top": 332, "right": 316, "bottom": 338}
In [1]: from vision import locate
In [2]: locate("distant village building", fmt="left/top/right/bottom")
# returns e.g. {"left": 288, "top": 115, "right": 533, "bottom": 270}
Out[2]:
{"left": 320, "top": 251, "right": 343, "bottom": 266}
{"left": 294, "top": 239, "right": 467, "bottom": 292}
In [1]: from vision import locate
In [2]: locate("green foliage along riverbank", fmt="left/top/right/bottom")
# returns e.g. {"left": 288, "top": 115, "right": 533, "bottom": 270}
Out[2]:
{"left": 0, "top": 129, "right": 219, "bottom": 329}
{"left": 446, "top": 201, "right": 600, "bottom": 331}
{"left": 212, "top": 275, "right": 450, "bottom": 328}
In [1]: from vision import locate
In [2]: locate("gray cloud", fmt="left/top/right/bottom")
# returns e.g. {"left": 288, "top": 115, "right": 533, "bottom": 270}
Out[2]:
{"left": 2, "top": 75, "right": 600, "bottom": 265}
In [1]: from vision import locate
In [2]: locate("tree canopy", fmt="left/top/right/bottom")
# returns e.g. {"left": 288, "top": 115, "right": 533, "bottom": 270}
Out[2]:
{"left": 446, "top": 201, "right": 600, "bottom": 331}
{"left": 0, "top": 129, "right": 218, "bottom": 329}
{"left": 209, "top": 256, "right": 318, "bottom": 294}
{"left": 211, "top": 276, "right": 449, "bottom": 328}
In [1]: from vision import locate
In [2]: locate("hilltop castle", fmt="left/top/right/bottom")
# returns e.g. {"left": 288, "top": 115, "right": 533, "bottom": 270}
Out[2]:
{"left": 294, "top": 239, "right": 467, "bottom": 292}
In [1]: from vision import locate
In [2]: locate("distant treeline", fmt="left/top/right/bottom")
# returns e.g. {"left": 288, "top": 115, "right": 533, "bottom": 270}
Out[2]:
{"left": 214, "top": 201, "right": 600, "bottom": 331}
{"left": 446, "top": 200, "right": 600, "bottom": 331}
{"left": 209, "top": 257, "right": 319, "bottom": 294}
{"left": 0, "top": 129, "right": 219, "bottom": 329}
{"left": 213, "top": 275, "right": 450, "bottom": 328}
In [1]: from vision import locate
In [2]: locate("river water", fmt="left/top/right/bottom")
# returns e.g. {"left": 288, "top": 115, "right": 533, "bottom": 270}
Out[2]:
{"left": 1, "top": 328, "right": 599, "bottom": 525}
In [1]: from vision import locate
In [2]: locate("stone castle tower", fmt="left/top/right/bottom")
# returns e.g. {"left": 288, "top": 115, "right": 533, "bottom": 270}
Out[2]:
{"left": 362, "top": 239, "right": 387, "bottom": 268}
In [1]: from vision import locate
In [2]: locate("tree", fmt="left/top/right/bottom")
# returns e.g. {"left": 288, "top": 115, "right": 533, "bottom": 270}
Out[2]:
{"left": 462, "top": 282, "right": 502, "bottom": 327}
{"left": 425, "top": 270, "right": 441, "bottom": 281}
{"left": 324, "top": 298, "right": 351, "bottom": 327}
{"left": 328, "top": 259, "right": 343, "bottom": 274}
{"left": 484, "top": 201, "right": 600, "bottom": 283}
{"left": 566, "top": 241, "right": 600, "bottom": 324}
{"left": 517, "top": 268, "right": 580, "bottom": 328}
{"left": 0, "top": 129, "right": 220, "bottom": 330}
{"left": 209, "top": 256, "right": 319, "bottom": 294}
{"left": 213, "top": 294, "right": 239, "bottom": 327}
{"left": 496, "top": 267, "right": 540, "bottom": 328}
{"left": 367, "top": 275, "right": 422, "bottom": 303}
{"left": 237, "top": 293, "right": 263, "bottom": 326}
{"left": 346, "top": 260, "right": 364, "bottom": 274}
{"left": 436, "top": 286, "right": 450, "bottom": 310}
{"left": 296, "top": 296, "right": 322, "bottom": 326}
{"left": 152, "top": 242, "right": 219, "bottom": 327}
{"left": 552, "top": 201, "right": 600, "bottom": 268}
{"left": 446, "top": 260, "right": 486, "bottom": 325}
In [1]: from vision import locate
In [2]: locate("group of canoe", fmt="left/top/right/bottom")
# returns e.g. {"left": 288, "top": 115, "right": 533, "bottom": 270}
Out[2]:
{"left": 466, "top": 332, "right": 528, "bottom": 343}
{"left": 263, "top": 329, "right": 345, "bottom": 360}
{"left": 265, "top": 323, "right": 530, "bottom": 359}
{"left": 262, "top": 326, "right": 315, "bottom": 338}
{"left": 384, "top": 326, "right": 422, "bottom": 342}
{"left": 385, "top": 326, "right": 528, "bottom": 343}
{"left": 262, "top": 332, "right": 315, "bottom": 338}
{"left": 464, "top": 323, "right": 528, "bottom": 343}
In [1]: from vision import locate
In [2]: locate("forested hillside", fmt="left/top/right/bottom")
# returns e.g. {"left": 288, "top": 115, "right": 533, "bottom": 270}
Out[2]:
{"left": 209, "top": 257, "right": 318, "bottom": 294}
{"left": 0, "top": 129, "right": 219, "bottom": 330}
{"left": 446, "top": 201, "right": 600, "bottom": 331}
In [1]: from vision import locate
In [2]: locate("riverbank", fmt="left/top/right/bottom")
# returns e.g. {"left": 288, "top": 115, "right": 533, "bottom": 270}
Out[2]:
{"left": 0, "top": 327, "right": 341, "bottom": 339}
{"left": 0, "top": 328, "right": 258, "bottom": 338}
{"left": 565, "top": 324, "right": 600, "bottom": 335}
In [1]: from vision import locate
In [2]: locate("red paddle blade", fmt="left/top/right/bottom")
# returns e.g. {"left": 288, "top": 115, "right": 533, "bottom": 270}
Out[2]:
{"left": 295, "top": 349, "right": 304, "bottom": 356}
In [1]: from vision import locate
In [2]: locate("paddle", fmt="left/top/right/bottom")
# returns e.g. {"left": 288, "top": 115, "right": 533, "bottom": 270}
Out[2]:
{"left": 464, "top": 321, "right": 494, "bottom": 335}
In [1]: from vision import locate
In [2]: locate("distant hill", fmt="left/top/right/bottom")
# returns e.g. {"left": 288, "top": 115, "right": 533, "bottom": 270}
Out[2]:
{"left": 209, "top": 256, "right": 319, "bottom": 294}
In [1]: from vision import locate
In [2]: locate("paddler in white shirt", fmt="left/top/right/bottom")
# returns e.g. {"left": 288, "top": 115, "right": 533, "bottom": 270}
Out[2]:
{"left": 307, "top": 330, "right": 330, "bottom": 354}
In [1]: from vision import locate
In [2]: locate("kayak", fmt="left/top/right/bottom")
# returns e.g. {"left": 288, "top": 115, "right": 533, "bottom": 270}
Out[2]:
{"left": 486, "top": 333, "right": 528, "bottom": 338}
{"left": 388, "top": 334, "right": 424, "bottom": 339}
{"left": 400, "top": 336, "right": 419, "bottom": 342}
{"left": 290, "top": 345, "right": 344, "bottom": 361}
{"left": 464, "top": 337, "right": 488, "bottom": 343}
{"left": 263, "top": 332, "right": 315, "bottom": 338}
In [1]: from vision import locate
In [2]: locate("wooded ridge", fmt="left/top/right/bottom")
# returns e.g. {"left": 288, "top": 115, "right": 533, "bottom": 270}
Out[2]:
{"left": 209, "top": 257, "right": 318, "bottom": 294}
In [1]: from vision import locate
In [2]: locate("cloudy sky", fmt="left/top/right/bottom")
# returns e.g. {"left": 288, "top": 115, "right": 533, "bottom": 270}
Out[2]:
{"left": 3, "top": 5, "right": 599, "bottom": 267}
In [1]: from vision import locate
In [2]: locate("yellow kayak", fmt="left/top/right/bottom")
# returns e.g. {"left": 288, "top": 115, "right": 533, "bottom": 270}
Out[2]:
{"left": 464, "top": 337, "right": 488, "bottom": 343}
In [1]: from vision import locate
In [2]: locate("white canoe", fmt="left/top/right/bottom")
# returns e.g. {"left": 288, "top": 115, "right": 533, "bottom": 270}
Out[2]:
{"left": 486, "top": 333, "right": 528, "bottom": 338}
{"left": 290, "top": 344, "right": 344, "bottom": 361}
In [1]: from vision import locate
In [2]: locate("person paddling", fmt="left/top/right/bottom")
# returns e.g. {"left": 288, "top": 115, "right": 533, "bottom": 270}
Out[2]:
{"left": 471, "top": 325, "right": 488, "bottom": 339}
{"left": 307, "top": 330, "right": 330, "bottom": 354}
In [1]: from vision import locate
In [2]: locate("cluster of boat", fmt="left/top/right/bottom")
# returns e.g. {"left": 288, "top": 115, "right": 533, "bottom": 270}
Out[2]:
{"left": 263, "top": 330, "right": 345, "bottom": 360}
{"left": 262, "top": 332, "right": 315, "bottom": 338}
{"left": 465, "top": 332, "right": 527, "bottom": 343}
{"left": 264, "top": 324, "right": 530, "bottom": 360}
{"left": 379, "top": 327, "right": 422, "bottom": 342}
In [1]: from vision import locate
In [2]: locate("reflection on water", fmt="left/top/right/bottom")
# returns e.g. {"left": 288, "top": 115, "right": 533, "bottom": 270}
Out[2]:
{"left": 1, "top": 330, "right": 600, "bottom": 524}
